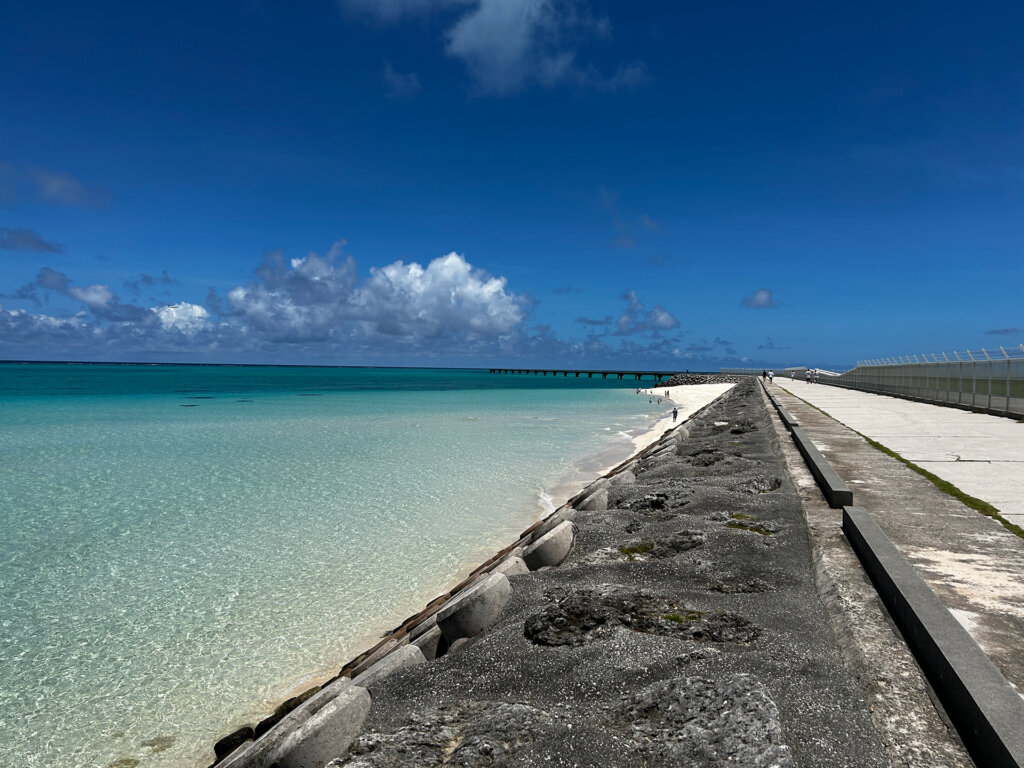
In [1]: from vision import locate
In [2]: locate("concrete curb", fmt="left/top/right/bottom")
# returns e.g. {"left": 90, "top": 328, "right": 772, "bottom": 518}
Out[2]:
{"left": 789, "top": 426, "right": 853, "bottom": 508}
{"left": 842, "top": 505, "right": 1024, "bottom": 768}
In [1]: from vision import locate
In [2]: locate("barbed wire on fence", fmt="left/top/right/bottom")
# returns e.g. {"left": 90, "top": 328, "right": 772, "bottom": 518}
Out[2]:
{"left": 857, "top": 343, "right": 1024, "bottom": 368}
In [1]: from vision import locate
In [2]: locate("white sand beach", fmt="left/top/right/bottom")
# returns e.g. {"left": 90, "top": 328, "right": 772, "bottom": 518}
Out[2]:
{"left": 630, "top": 382, "right": 736, "bottom": 453}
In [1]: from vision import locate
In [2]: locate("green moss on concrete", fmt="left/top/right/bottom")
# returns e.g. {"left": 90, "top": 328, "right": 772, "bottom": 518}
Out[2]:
{"left": 619, "top": 542, "right": 653, "bottom": 561}
{"left": 726, "top": 521, "right": 774, "bottom": 536}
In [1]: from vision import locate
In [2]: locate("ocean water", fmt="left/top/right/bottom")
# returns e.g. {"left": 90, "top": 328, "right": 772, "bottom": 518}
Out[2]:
{"left": 0, "top": 364, "right": 670, "bottom": 767}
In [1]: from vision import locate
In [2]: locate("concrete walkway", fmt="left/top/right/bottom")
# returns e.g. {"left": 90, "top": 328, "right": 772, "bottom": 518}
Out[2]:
{"left": 776, "top": 378, "right": 1024, "bottom": 528}
{"left": 767, "top": 379, "right": 1024, "bottom": 697}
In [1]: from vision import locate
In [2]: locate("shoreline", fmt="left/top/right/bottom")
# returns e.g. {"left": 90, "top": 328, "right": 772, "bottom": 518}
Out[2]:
{"left": 207, "top": 382, "right": 735, "bottom": 765}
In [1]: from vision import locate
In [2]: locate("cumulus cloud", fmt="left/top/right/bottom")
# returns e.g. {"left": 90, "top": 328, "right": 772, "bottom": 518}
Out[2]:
{"left": 741, "top": 288, "right": 778, "bottom": 309}
{"left": 154, "top": 302, "right": 210, "bottom": 333}
{"left": 340, "top": 0, "right": 646, "bottom": 95}
{"left": 0, "top": 227, "right": 65, "bottom": 253}
{"left": 444, "top": 0, "right": 647, "bottom": 94}
{"left": 614, "top": 290, "right": 679, "bottom": 336}
{"left": 382, "top": 62, "right": 422, "bottom": 98}
{"left": 224, "top": 242, "right": 526, "bottom": 347}
{"left": 8, "top": 266, "right": 151, "bottom": 322}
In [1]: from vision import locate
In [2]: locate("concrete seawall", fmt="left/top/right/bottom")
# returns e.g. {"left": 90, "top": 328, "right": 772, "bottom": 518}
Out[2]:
{"left": 207, "top": 386, "right": 734, "bottom": 766}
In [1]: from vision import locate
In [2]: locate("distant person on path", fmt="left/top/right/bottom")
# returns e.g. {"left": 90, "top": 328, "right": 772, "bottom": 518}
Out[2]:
{"left": 813, "top": 369, "right": 819, "bottom": 383}
{"left": 768, "top": 369, "right": 774, "bottom": 382}
{"left": 805, "top": 370, "right": 811, "bottom": 383}
{"left": 762, "top": 369, "right": 767, "bottom": 380}
{"left": 791, "top": 371, "right": 795, "bottom": 381}
{"left": 672, "top": 407, "right": 678, "bottom": 422}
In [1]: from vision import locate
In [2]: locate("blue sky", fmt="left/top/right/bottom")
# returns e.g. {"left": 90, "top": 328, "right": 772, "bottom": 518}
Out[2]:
{"left": 1, "top": 1, "right": 1021, "bottom": 369}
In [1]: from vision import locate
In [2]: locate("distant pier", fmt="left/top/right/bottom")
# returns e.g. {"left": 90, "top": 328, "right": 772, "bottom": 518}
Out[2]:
{"left": 488, "top": 368, "right": 676, "bottom": 381}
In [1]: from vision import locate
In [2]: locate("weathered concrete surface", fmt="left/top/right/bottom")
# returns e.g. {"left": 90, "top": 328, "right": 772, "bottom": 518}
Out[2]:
{"left": 758, "top": 385, "right": 973, "bottom": 768}
{"left": 350, "top": 644, "right": 426, "bottom": 694}
{"left": 769, "top": 381, "right": 1024, "bottom": 706}
{"left": 322, "top": 381, "right": 895, "bottom": 767}
{"left": 776, "top": 378, "right": 1024, "bottom": 528}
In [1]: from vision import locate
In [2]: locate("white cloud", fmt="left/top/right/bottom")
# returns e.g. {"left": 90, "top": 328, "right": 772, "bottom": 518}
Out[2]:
{"left": 740, "top": 288, "right": 778, "bottom": 309}
{"left": 68, "top": 283, "right": 115, "bottom": 309}
{"left": 614, "top": 290, "right": 679, "bottom": 336}
{"left": 225, "top": 243, "right": 525, "bottom": 346}
{"left": 357, "top": 251, "right": 525, "bottom": 339}
{"left": 444, "top": 0, "right": 643, "bottom": 94}
{"left": 340, "top": 0, "right": 646, "bottom": 95}
{"left": 153, "top": 302, "right": 210, "bottom": 333}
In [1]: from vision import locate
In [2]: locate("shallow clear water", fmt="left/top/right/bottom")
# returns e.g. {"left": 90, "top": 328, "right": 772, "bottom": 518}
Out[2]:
{"left": 0, "top": 364, "right": 666, "bottom": 767}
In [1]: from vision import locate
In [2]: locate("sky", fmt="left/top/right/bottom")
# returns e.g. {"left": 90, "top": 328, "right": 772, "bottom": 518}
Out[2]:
{"left": 1, "top": 1, "right": 1022, "bottom": 370}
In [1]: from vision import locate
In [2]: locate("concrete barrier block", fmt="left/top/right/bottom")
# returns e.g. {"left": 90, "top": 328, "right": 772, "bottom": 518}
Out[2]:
{"left": 410, "top": 624, "right": 444, "bottom": 660}
{"left": 531, "top": 509, "right": 574, "bottom": 542}
{"left": 522, "top": 520, "right": 576, "bottom": 570}
{"left": 436, "top": 572, "right": 512, "bottom": 643}
{"left": 405, "top": 615, "right": 437, "bottom": 643}
{"left": 268, "top": 685, "right": 371, "bottom": 768}
{"left": 224, "top": 675, "right": 355, "bottom": 767}
{"left": 843, "top": 506, "right": 1024, "bottom": 768}
{"left": 575, "top": 488, "right": 607, "bottom": 511}
{"left": 649, "top": 444, "right": 678, "bottom": 459}
{"left": 491, "top": 555, "right": 530, "bottom": 577}
{"left": 347, "top": 639, "right": 398, "bottom": 679}
{"left": 609, "top": 469, "right": 636, "bottom": 486}
{"left": 351, "top": 644, "right": 425, "bottom": 693}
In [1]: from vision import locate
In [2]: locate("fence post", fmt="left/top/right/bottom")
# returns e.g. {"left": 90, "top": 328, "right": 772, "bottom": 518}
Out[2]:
{"left": 982, "top": 349, "right": 993, "bottom": 412}
{"left": 1002, "top": 347, "right": 1011, "bottom": 416}
{"left": 966, "top": 350, "right": 977, "bottom": 408}
{"left": 953, "top": 351, "right": 963, "bottom": 406}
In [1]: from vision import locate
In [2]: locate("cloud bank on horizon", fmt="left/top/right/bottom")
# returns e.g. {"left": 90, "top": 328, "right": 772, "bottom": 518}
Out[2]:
{"left": 0, "top": 242, "right": 694, "bottom": 365}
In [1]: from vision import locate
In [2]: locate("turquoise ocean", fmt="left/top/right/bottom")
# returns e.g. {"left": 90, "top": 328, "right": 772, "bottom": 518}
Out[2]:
{"left": 0, "top": 363, "right": 670, "bottom": 767}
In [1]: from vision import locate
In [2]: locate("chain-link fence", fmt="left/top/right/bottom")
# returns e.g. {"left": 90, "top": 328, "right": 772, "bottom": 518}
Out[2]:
{"left": 825, "top": 345, "right": 1024, "bottom": 417}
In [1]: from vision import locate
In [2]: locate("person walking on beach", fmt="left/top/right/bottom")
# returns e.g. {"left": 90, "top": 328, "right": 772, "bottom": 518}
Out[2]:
{"left": 672, "top": 407, "right": 678, "bottom": 422}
